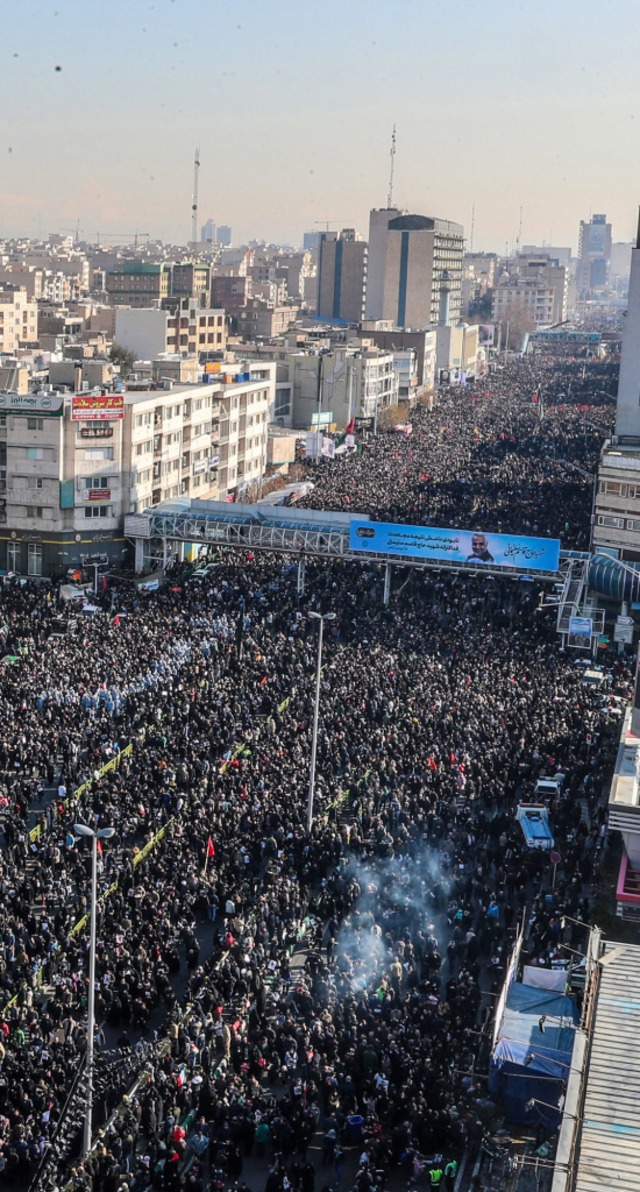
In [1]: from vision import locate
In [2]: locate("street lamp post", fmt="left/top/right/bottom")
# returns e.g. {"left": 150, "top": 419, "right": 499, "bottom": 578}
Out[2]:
{"left": 306, "top": 612, "right": 335, "bottom": 834}
{"left": 73, "top": 823, "right": 115, "bottom": 1157}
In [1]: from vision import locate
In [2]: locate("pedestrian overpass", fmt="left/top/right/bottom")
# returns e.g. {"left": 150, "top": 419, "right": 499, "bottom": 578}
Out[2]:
{"left": 124, "top": 499, "right": 587, "bottom": 610}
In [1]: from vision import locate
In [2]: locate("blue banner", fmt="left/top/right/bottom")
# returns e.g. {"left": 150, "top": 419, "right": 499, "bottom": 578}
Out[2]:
{"left": 349, "top": 521, "right": 560, "bottom": 572}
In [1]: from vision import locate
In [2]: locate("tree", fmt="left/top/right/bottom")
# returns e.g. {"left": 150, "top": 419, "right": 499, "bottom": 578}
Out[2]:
{"left": 497, "top": 302, "right": 535, "bottom": 351}
{"left": 109, "top": 343, "right": 137, "bottom": 377}
{"left": 378, "top": 403, "right": 409, "bottom": 430}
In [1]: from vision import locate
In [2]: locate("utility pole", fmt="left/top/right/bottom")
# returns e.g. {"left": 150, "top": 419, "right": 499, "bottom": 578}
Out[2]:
{"left": 191, "top": 146, "right": 200, "bottom": 248}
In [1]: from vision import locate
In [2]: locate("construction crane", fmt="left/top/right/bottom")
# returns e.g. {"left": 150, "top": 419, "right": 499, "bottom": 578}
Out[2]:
{"left": 60, "top": 222, "right": 83, "bottom": 244}
{"left": 95, "top": 232, "right": 150, "bottom": 247}
{"left": 191, "top": 146, "right": 200, "bottom": 247}
{"left": 314, "top": 220, "right": 343, "bottom": 233}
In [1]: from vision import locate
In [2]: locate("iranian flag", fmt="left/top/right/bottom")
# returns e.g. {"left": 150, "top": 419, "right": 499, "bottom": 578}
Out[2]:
{"left": 336, "top": 417, "right": 355, "bottom": 447}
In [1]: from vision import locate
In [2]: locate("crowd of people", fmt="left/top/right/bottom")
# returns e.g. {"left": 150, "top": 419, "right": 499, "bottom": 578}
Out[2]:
{"left": 0, "top": 349, "right": 628, "bottom": 1192}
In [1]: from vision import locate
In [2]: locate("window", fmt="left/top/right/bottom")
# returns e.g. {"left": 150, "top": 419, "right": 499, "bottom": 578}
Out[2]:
{"left": 27, "top": 418, "right": 44, "bottom": 431}
{"left": 601, "top": 481, "right": 627, "bottom": 496}
{"left": 84, "top": 505, "right": 111, "bottom": 519}
{"left": 27, "top": 543, "right": 42, "bottom": 577}
{"left": 25, "top": 447, "right": 44, "bottom": 460}
{"left": 84, "top": 448, "right": 113, "bottom": 460}
{"left": 26, "top": 505, "right": 45, "bottom": 518}
{"left": 7, "top": 541, "right": 20, "bottom": 572}
{"left": 627, "top": 519, "right": 640, "bottom": 532}
{"left": 84, "top": 475, "right": 109, "bottom": 490}
{"left": 597, "top": 515, "right": 624, "bottom": 528}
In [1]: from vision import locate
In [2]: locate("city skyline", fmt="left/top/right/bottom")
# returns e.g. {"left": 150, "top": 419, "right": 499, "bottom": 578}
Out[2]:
{"left": 3, "top": 0, "right": 640, "bottom": 251}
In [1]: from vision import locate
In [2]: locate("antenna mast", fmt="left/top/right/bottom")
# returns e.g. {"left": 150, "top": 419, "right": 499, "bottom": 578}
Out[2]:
{"left": 470, "top": 202, "right": 475, "bottom": 253}
{"left": 191, "top": 146, "right": 200, "bottom": 248}
{"left": 387, "top": 124, "right": 396, "bottom": 208}
{"left": 516, "top": 204, "right": 523, "bottom": 254}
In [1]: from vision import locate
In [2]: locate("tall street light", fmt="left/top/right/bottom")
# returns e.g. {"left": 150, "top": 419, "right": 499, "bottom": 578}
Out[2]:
{"left": 307, "top": 611, "right": 335, "bottom": 834}
{"left": 73, "top": 823, "right": 115, "bottom": 1157}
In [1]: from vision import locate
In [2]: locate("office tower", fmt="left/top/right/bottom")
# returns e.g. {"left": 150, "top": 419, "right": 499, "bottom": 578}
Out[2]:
{"left": 316, "top": 229, "right": 367, "bottom": 322}
{"left": 578, "top": 214, "right": 612, "bottom": 297}
{"left": 367, "top": 210, "right": 464, "bottom": 328}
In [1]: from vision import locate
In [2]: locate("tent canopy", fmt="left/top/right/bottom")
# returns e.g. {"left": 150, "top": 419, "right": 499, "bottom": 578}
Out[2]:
{"left": 490, "top": 982, "right": 579, "bottom": 1128}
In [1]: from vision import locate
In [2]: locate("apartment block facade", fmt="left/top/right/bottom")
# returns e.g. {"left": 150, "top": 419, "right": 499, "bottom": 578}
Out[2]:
{"left": 0, "top": 287, "right": 38, "bottom": 354}
{"left": 0, "top": 370, "right": 275, "bottom": 577}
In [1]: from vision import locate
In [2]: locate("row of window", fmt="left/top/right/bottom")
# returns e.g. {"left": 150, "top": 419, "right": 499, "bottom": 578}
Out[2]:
{"left": 597, "top": 515, "right": 640, "bottom": 531}
{"left": 600, "top": 480, "right": 640, "bottom": 498}
{"left": 8, "top": 542, "right": 42, "bottom": 577}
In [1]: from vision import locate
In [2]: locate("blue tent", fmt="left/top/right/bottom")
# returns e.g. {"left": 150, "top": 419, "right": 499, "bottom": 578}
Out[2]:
{"left": 489, "top": 983, "right": 579, "bottom": 1129}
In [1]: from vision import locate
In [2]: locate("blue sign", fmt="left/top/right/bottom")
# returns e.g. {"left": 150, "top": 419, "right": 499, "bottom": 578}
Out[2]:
{"left": 349, "top": 521, "right": 561, "bottom": 572}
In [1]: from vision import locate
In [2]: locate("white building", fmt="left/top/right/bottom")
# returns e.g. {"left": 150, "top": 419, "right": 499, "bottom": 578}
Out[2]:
{"left": 593, "top": 210, "right": 640, "bottom": 563}
{"left": 492, "top": 256, "right": 568, "bottom": 329}
{"left": 0, "top": 369, "right": 275, "bottom": 576}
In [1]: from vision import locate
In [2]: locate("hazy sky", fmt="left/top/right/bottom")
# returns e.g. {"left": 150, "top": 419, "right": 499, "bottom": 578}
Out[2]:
{"left": 3, "top": 0, "right": 640, "bottom": 251}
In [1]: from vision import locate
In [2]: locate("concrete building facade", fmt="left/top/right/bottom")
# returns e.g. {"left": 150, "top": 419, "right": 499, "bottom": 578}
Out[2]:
{"left": 578, "top": 214, "right": 612, "bottom": 298}
{"left": 0, "top": 370, "right": 275, "bottom": 576}
{"left": 288, "top": 346, "right": 398, "bottom": 429}
{"left": 0, "top": 288, "right": 38, "bottom": 354}
{"left": 316, "top": 230, "right": 367, "bottom": 323}
{"left": 492, "top": 256, "right": 568, "bottom": 329}
{"left": 114, "top": 303, "right": 226, "bottom": 360}
{"left": 368, "top": 212, "right": 464, "bottom": 328}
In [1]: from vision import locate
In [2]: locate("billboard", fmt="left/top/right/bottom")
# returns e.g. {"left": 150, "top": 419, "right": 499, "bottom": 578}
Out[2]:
{"left": 568, "top": 615, "right": 592, "bottom": 640}
{"left": 0, "top": 391, "right": 63, "bottom": 416}
{"left": 478, "top": 324, "right": 495, "bottom": 346}
{"left": 71, "top": 394, "right": 125, "bottom": 421}
{"left": 349, "top": 520, "right": 561, "bottom": 572}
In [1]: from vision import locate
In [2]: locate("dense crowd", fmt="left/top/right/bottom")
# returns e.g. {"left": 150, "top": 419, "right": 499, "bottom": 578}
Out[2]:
{"left": 0, "top": 351, "right": 627, "bottom": 1192}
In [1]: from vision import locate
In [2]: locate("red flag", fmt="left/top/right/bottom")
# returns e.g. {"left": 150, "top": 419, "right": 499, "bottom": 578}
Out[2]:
{"left": 97, "top": 839, "right": 103, "bottom": 856}
{"left": 206, "top": 836, "right": 215, "bottom": 859}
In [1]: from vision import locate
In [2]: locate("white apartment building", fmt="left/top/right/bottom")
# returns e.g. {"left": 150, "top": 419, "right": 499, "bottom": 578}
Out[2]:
{"left": 115, "top": 303, "right": 226, "bottom": 360}
{"left": 0, "top": 369, "right": 275, "bottom": 576}
{"left": 0, "top": 287, "right": 38, "bottom": 354}
{"left": 492, "top": 256, "right": 568, "bottom": 329}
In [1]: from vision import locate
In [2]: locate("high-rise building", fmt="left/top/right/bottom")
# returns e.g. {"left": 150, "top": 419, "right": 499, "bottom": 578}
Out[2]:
{"left": 201, "top": 219, "right": 216, "bottom": 244}
{"left": 365, "top": 208, "right": 401, "bottom": 320}
{"left": 578, "top": 214, "right": 612, "bottom": 298}
{"left": 593, "top": 210, "right": 640, "bottom": 563}
{"left": 303, "top": 231, "right": 320, "bottom": 252}
{"left": 614, "top": 217, "right": 640, "bottom": 442}
{"left": 367, "top": 212, "right": 464, "bottom": 328}
{"left": 217, "top": 225, "right": 232, "bottom": 247}
{"left": 316, "top": 229, "right": 367, "bottom": 322}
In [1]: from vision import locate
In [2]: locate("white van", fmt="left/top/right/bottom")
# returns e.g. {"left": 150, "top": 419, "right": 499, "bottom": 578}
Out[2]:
{"left": 536, "top": 778, "right": 562, "bottom": 807}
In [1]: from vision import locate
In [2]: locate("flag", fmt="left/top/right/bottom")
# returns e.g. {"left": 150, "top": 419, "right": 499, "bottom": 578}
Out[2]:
{"left": 206, "top": 836, "right": 215, "bottom": 859}
{"left": 336, "top": 417, "right": 355, "bottom": 448}
{"left": 97, "top": 839, "right": 103, "bottom": 857}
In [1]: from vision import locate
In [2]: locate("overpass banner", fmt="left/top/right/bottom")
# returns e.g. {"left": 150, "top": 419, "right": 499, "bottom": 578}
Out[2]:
{"left": 349, "top": 520, "right": 560, "bottom": 572}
